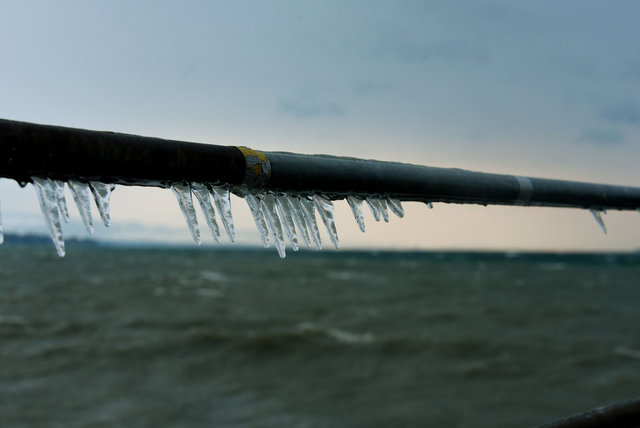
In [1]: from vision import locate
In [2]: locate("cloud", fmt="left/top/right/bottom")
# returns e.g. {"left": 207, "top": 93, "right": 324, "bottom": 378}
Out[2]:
{"left": 599, "top": 100, "right": 640, "bottom": 125}
{"left": 577, "top": 128, "right": 625, "bottom": 145}
{"left": 278, "top": 97, "right": 345, "bottom": 119}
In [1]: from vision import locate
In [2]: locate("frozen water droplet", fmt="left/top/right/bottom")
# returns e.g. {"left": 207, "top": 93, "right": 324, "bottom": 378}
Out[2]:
{"left": 90, "top": 182, "right": 115, "bottom": 227}
{"left": 298, "top": 196, "right": 322, "bottom": 249}
{"left": 211, "top": 186, "right": 235, "bottom": 242}
{"left": 54, "top": 180, "right": 70, "bottom": 223}
{"left": 32, "top": 177, "right": 65, "bottom": 257}
{"left": 171, "top": 184, "right": 201, "bottom": 245}
{"left": 275, "top": 195, "right": 299, "bottom": 251}
{"left": 589, "top": 208, "right": 607, "bottom": 235}
{"left": 284, "top": 195, "right": 311, "bottom": 248}
{"left": 346, "top": 195, "right": 366, "bottom": 232}
{"left": 314, "top": 195, "right": 339, "bottom": 249}
{"left": 427, "top": 201, "right": 434, "bottom": 209}
{"left": 245, "top": 193, "right": 270, "bottom": 248}
{"left": 68, "top": 180, "right": 94, "bottom": 234}
{"left": 387, "top": 198, "right": 404, "bottom": 218}
{"left": 262, "top": 194, "right": 287, "bottom": 258}
{"left": 366, "top": 198, "right": 382, "bottom": 222}
{"left": 191, "top": 183, "right": 221, "bottom": 242}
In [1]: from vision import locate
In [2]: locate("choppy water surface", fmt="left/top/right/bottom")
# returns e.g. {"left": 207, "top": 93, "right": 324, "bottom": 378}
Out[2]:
{"left": 1, "top": 245, "right": 640, "bottom": 427}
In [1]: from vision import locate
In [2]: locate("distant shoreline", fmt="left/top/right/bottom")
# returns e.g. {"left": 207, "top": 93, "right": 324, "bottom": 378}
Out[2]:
{"left": 2, "top": 233, "right": 639, "bottom": 263}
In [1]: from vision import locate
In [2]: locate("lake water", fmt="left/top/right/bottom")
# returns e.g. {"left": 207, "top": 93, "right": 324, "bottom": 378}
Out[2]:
{"left": 1, "top": 244, "right": 639, "bottom": 427}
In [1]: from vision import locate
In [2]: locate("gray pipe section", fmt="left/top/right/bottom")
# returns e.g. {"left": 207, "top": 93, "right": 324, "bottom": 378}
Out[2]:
{"left": 266, "top": 152, "right": 640, "bottom": 210}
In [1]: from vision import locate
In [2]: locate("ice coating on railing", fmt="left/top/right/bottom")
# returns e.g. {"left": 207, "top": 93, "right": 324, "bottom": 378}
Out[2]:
{"left": 211, "top": 186, "right": 235, "bottom": 242}
{"left": 261, "top": 194, "right": 287, "bottom": 258}
{"left": 283, "top": 195, "right": 311, "bottom": 248}
{"left": 172, "top": 184, "right": 201, "bottom": 245}
{"left": 32, "top": 177, "right": 65, "bottom": 257}
{"left": 367, "top": 198, "right": 389, "bottom": 223}
{"left": 68, "top": 180, "right": 95, "bottom": 234}
{"left": 589, "top": 208, "right": 607, "bottom": 235}
{"left": 347, "top": 195, "right": 366, "bottom": 232}
{"left": 7, "top": 176, "right": 413, "bottom": 257}
{"left": 275, "top": 195, "right": 299, "bottom": 251}
{"left": 90, "top": 182, "right": 115, "bottom": 227}
{"left": 299, "top": 196, "right": 322, "bottom": 250}
{"left": 54, "top": 180, "right": 70, "bottom": 223}
{"left": 366, "top": 199, "right": 382, "bottom": 222}
{"left": 314, "top": 194, "right": 340, "bottom": 249}
{"left": 191, "top": 183, "right": 221, "bottom": 243}
{"left": 387, "top": 198, "right": 404, "bottom": 218}
{"left": 245, "top": 193, "right": 270, "bottom": 248}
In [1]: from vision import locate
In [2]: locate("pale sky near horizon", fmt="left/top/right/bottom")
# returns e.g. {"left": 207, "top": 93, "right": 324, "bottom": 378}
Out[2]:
{"left": 1, "top": 1, "right": 640, "bottom": 252}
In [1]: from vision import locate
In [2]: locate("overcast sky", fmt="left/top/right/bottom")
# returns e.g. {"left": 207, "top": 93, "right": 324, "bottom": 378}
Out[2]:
{"left": 1, "top": 0, "right": 640, "bottom": 252}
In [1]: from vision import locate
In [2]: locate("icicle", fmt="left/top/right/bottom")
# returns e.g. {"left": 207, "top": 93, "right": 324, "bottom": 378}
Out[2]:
{"left": 378, "top": 198, "right": 390, "bottom": 222}
{"left": 245, "top": 193, "right": 270, "bottom": 248}
{"left": 299, "top": 196, "right": 322, "bottom": 249}
{"left": 346, "top": 195, "right": 366, "bottom": 232}
{"left": 32, "top": 177, "right": 65, "bottom": 257}
{"left": 387, "top": 198, "right": 404, "bottom": 218}
{"left": 171, "top": 184, "right": 201, "bottom": 245}
{"left": 313, "top": 195, "right": 340, "bottom": 249}
{"left": 366, "top": 198, "right": 382, "bottom": 221}
{"left": 275, "top": 195, "right": 299, "bottom": 251}
{"left": 427, "top": 201, "right": 434, "bottom": 209}
{"left": 589, "top": 208, "right": 607, "bottom": 235}
{"left": 284, "top": 195, "right": 311, "bottom": 248}
{"left": 262, "top": 194, "right": 287, "bottom": 258}
{"left": 211, "top": 186, "right": 235, "bottom": 242}
{"left": 54, "top": 180, "right": 70, "bottom": 223}
{"left": 191, "top": 183, "right": 221, "bottom": 242}
{"left": 90, "top": 182, "right": 115, "bottom": 227}
{"left": 68, "top": 180, "right": 94, "bottom": 234}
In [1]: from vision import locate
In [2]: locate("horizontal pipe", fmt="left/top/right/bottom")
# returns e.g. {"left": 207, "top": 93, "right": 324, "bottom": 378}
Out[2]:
{"left": 1, "top": 118, "right": 639, "bottom": 210}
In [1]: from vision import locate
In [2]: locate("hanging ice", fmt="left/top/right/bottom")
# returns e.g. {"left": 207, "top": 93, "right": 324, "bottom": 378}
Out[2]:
{"left": 299, "top": 196, "right": 322, "bottom": 249}
{"left": 366, "top": 198, "right": 382, "bottom": 222}
{"left": 171, "top": 184, "right": 201, "bottom": 245}
{"left": 387, "top": 198, "right": 404, "bottom": 218}
{"left": 589, "top": 208, "right": 607, "bottom": 235}
{"left": 32, "top": 177, "right": 65, "bottom": 257}
{"left": 378, "top": 198, "right": 390, "bottom": 222}
{"left": 245, "top": 193, "right": 270, "bottom": 248}
{"left": 313, "top": 194, "right": 340, "bottom": 249}
{"left": 346, "top": 195, "right": 366, "bottom": 232}
{"left": 54, "top": 180, "right": 70, "bottom": 223}
{"left": 90, "top": 182, "right": 115, "bottom": 227}
{"left": 275, "top": 195, "right": 299, "bottom": 251}
{"left": 283, "top": 195, "right": 311, "bottom": 248}
{"left": 211, "top": 186, "right": 235, "bottom": 242}
{"left": 191, "top": 183, "right": 221, "bottom": 242}
{"left": 426, "top": 201, "right": 434, "bottom": 209}
{"left": 261, "top": 194, "right": 287, "bottom": 258}
{"left": 68, "top": 180, "right": 94, "bottom": 234}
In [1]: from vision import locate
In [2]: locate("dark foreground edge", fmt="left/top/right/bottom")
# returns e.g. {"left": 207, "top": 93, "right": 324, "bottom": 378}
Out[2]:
{"left": 538, "top": 398, "right": 640, "bottom": 428}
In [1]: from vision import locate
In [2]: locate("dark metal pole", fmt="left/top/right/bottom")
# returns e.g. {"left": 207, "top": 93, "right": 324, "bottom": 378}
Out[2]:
{"left": 537, "top": 397, "right": 640, "bottom": 428}
{"left": 0, "top": 118, "right": 246, "bottom": 187}
{"left": 1, "top": 118, "right": 640, "bottom": 211}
